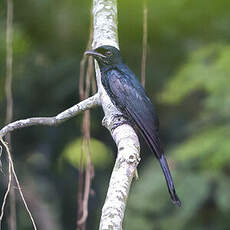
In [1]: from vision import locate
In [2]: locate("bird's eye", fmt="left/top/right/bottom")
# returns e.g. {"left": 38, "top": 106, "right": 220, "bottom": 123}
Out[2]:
{"left": 105, "top": 51, "right": 112, "bottom": 56}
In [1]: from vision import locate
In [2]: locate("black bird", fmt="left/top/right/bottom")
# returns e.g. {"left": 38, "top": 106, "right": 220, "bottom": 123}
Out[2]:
{"left": 85, "top": 45, "right": 181, "bottom": 207}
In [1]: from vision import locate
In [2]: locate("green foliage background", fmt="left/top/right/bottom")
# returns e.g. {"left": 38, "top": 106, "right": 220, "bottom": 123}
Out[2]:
{"left": 0, "top": 0, "right": 230, "bottom": 229}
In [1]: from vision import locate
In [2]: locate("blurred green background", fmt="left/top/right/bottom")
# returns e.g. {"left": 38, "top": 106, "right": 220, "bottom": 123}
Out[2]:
{"left": 1, "top": 0, "right": 230, "bottom": 229}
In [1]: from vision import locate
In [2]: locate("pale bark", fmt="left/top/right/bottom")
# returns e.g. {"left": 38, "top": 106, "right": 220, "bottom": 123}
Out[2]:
{"left": 0, "top": 94, "right": 100, "bottom": 138}
{"left": 92, "top": 0, "right": 141, "bottom": 229}
{"left": 0, "top": 0, "right": 141, "bottom": 229}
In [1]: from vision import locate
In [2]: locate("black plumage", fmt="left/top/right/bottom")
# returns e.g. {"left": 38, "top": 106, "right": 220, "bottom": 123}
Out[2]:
{"left": 85, "top": 45, "right": 181, "bottom": 207}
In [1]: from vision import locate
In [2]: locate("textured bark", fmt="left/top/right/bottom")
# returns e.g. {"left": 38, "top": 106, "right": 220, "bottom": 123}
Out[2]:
{"left": 0, "top": 94, "right": 100, "bottom": 138}
{"left": 0, "top": 1, "right": 141, "bottom": 229}
{"left": 92, "top": 0, "right": 141, "bottom": 229}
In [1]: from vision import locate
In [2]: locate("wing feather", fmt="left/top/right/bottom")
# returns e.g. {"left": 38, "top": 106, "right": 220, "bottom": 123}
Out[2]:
{"left": 101, "top": 64, "right": 181, "bottom": 206}
{"left": 105, "top": 67, "right": 163, "bottom": 158}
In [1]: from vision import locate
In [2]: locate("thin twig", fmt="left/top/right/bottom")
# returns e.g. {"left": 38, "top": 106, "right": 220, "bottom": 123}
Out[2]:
{"left": 79, "top": 60, "right": 86, "bottom": 100}
{"left": 77, "top": 66, "right": 93, "bottom": 228}
{"left": 141, "top": 2, "right": 148, "bottom": 88}
{"left": 0, "top": 146, "right": 2, "bottom": 173}
{"left": 0, "top": 94, "right": 100, "bottom": 138}
{"left": 5, "top": 0, "right": 16, "bottom": 228}
{"left": 77, "top": 143, "right": 90, "bottom": 226}
{"left": 84, "top": 57, "right": 93, "bottom": 100}
{"left": 77, "top": 114, "right": 93, "bottom": 226}
{"left": 77, "top": 143, "right": 84, "bottom": 229}
{"left": 5, "top": 0, "right": 13, "bottom": 126}
{"left": 0, "top": 139, "right": 37, "bottom": 230}
{"left": 0, "top": 141, "right": 12, "bottom": 230}
{"left": 79, "top": 16, "right": 94, "bottom": 100}
{"left": 77, "top": 18, "right": 94, "bottom": 230}
{"left": 91, "top": 68, "right": 97, "bottom": 94}
{"left": 77, "top": 59, "right": 94, "bottom": 227}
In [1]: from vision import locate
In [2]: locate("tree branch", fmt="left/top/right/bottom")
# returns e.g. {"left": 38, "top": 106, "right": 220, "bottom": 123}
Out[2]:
{"left": 0, "top": 94, "right": 100, "bottom": 138}
{"left": 92, "top": 0, "right": 141, "bottom": 229}
{"left": 0, "top": 1, "right": 140, "bottom": 229}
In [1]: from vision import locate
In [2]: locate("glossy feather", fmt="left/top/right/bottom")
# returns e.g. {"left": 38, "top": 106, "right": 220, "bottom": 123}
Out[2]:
{"left": 101, "top": 65, "right": 181, "bottom": 206}
{"left": 86, "top": 45, "right": 181, "bottom": 206}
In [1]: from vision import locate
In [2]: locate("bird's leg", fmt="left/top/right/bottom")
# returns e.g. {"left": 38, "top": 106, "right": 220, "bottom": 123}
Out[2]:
{"left": 111, "top": 114, "right": 134, "bottom": 131}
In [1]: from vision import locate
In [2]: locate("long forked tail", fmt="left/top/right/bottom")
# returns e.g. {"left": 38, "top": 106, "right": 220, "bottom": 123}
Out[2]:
{"left": 159, "top": 154, "right": 182, "bottom": 207}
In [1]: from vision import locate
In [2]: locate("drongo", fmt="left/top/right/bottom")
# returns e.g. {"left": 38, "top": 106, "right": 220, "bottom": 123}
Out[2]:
{"left": 85, "top": 45, "right": 181, "bottom": 207}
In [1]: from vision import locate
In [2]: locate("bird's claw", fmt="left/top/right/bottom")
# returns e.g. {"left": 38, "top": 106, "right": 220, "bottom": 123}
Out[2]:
{"left": 111, "top": 114, "right": 132, "bottom": 131}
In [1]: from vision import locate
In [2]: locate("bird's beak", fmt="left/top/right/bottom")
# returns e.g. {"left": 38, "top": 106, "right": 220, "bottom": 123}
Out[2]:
{"left": 84, "top": 50, "right": 106, "bottom": 58}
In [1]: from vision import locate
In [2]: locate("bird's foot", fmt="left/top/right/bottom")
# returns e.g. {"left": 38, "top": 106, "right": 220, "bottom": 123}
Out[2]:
{"left": 111, "top": 114, "right": 133, "bottom": 131}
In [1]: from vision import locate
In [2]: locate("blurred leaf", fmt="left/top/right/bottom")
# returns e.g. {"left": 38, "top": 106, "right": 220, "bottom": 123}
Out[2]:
{"left": 0, "top": 26, "right": 31, "bottom": 60}
{"left": 158, "top": 43, "right": 230, "bottom": 172}
{"left": 172, "top": 124, "right": 230, "bottom": 170}
{"left": 159, "top": 43, "right": 230, "bottom": 111}
{"left": 216, "top": 175, "right": 230, "bottom": 211}
{"left": 61, "top": 138, "right": 113, "bottom": 169}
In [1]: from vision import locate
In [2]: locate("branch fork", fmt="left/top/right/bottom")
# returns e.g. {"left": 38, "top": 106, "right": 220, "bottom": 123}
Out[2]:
{"left": 0, "top": 0, "right": 140, "bottom": 229}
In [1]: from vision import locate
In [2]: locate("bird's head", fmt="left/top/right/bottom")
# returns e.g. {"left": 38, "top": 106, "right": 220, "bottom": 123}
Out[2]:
{"left": 84, "top": 45, "right": 122, "bottom": 66}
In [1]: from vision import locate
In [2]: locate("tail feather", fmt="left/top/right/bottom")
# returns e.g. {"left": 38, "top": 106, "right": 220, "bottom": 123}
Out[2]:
{"left": 135, "top": 123, "right": 181, "bottom": 206}
{"left": 159, "top": 154, "right": 181, "bottom": 207}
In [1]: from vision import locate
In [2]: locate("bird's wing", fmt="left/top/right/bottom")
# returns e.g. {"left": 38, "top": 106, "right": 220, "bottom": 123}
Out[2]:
{"left": 104, "top": 66, "right": 182, "bottom": 207}
{"left": 106, "top": 67, "right": 163, "bottom": 159}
